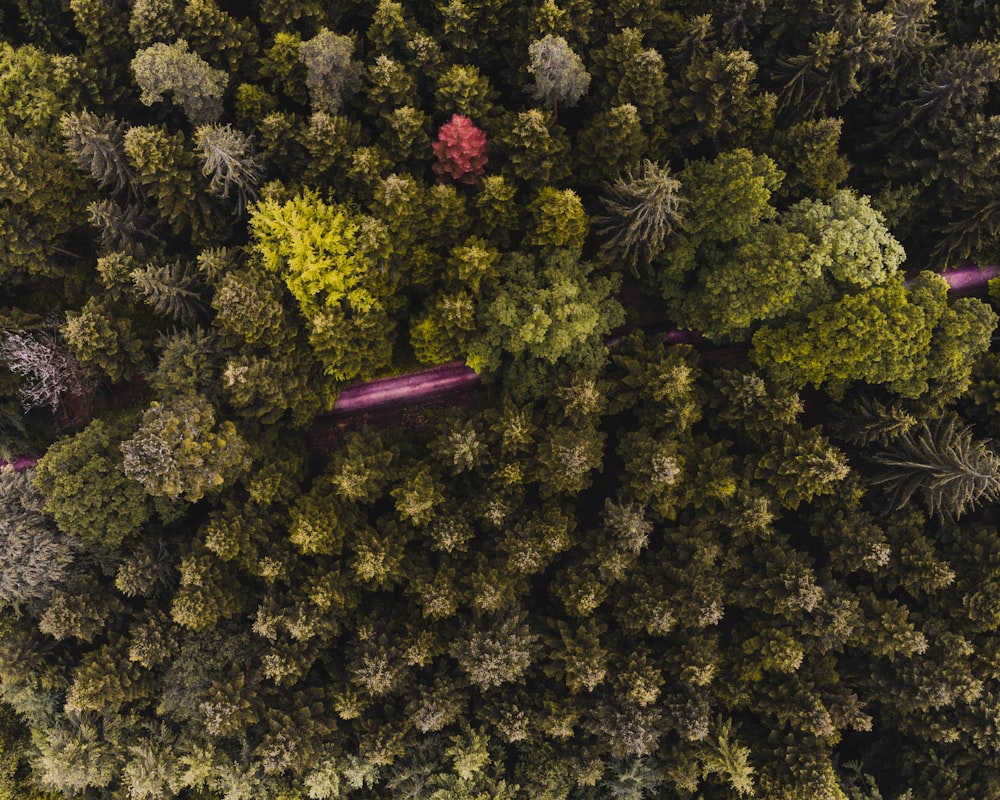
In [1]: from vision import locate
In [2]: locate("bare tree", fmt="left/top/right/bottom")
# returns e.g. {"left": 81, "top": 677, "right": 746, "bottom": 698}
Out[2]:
{"left": 0, "top": 329, "right": 97, "bottom": 416}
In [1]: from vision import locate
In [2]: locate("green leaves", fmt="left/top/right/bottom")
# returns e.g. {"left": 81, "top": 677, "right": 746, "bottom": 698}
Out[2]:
{"left": 34, "top": 417, "right": 154, "bottom": 548}
{"left": 467, "top": 248, "right": 622, "bottom": 374}
{"left": 750, "top": 272, "right": 997, "bottom": 399}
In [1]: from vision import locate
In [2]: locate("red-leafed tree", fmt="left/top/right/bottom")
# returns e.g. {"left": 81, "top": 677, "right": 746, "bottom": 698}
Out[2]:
{"left": 432, "top": 113, "right": 489, "bottom": 184}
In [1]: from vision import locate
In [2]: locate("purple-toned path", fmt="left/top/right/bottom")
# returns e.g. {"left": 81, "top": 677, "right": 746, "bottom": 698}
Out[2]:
{"left": 327, "top": 361, "right": 481, "bottom": 417}
{"left": 932, "top": 263, "right": 1000, "bottom": 294}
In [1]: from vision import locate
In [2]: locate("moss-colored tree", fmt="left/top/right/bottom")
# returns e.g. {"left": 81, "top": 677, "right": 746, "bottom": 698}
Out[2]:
{"left": 750, "top": 272, "right": 997, "bottom": 399}
{"left": 467, "top": 249, "right": 622, "bottom": 374}
{"left": 121, "top": 392, "right": 251, "bottom": 502}
{"left": 132, "top": 39, "right": 228, "bottom": 125}
{"left": 34, "top": 417, "right": 154, "bottom": 548}
{"left": 299, "top": 28, "right": 363, "bottom": 114}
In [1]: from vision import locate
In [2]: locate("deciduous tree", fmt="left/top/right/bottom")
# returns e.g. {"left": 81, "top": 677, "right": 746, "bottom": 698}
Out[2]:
{"left": 121, "top": 392, "right": 251, "bottom": 502}
{"left": 132, "top": 39, "right": 228, "bottom": 125}
{"left": 526, "top": 35, "right": 591, "bottom": 114}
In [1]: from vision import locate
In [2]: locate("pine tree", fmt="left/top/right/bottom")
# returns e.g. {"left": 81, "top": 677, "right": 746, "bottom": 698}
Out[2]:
{"left": 526, "top": 186, "right": 588, "bottom": 250}
{"left": 434, "top": 64, "right": 497, "bottom": 120}
{"left": 576, "top": 104, "right": 648, "bottom": 187}
{"left": 59, "top": 111, "right": 136, "bottom": 197}
{"left": 871, "top": 416, "right": 1000, "bottom": 521}
{"left": 194, "top": 124, "right": 263, "bottom": 215}
{"left": 123, "top": 124, "right": 220, "bottom": 244}
{"left": 597, "top": 159, "right": 684, "bottom": 274}
{"left": 299, "top": 28, "right": 363, "bottom": 115}
{"left": 495, "top": 108, "right": 571, "bottom": 186}
{"left": 130, "top": 260, "right": 206, "bottom": 326}
{"left": 449, "top": 612, "right": 539, "bottom": 689}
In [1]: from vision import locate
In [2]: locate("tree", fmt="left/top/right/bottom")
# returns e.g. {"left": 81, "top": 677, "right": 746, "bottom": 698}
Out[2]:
{"left": 871, "top": 415, "right": 1000, "bottom": 521}
{"left": 34, "top": 416, "right": 154, "bottom": 548}
{"left": 526, "top": 35, "right": 591, "bottom": 114}
{"left": 131, "top": 39, "right": 228, "bottom": 125}
{"left": 0, "top": 42, "right": 81, "bottom": 138}
{"left": 194, "top": 124, "right": 264, "bottom": 215}
{"left": 756, "top": 428, "right": 851, "bottom": 510}
{"left": 180, "top": 0, "right": 259, "bottom": 75}
{"left": 526, "top": 187, "right": 588, "bottom": 250}
{"left": 768, "top": 117, "right": 850, "bottom": 199}
{"left": 780, "top": 190, "right": 905, "bottom": 292}
{"left": 128, "top": 0, "right": 184, "bottom": 47}
{"left": 130, "top": 260, "right": 206, "bottom": 326}
{"left": 0, "top": 329, "right": 96, "bottom": 417}
{"left": 382, "top": 105, "right": 430, "bottom": 164}
{"left": 123, "top": 124, "right": 221, "bottom": 244}
{"left": 575, "top": 104, "right": 648, "bottom": 187}
{"left": 120, "top": 392, "right": 251, "bottom": 502}
{"left": 669, "top": 188, "right": 906, "bottom": 340}
{"left": 672, "top": 48, "right": 774, "bottom": 149}
{"left": 364, "top": 55, "right": 417, "bottom": 120}
{"left": 432, "top": 114, "right": 489, "bottom": 184}
{"left": 0, "top": 467, "right": 74, "bottom": 606}
{"left": 494, "top": 109, "right": 571, "bottom": 186}
{"left": 0, "top": 124, "right": 88, "bottom": 282}
{"left": 467, "top": 248, "right": 623, "bottom": 375}
{"left": 434, "top": 64, "right": 497, "bottom": 120}
{"left": 750, "top": 272, "right": 997, "bottom": 400}
{"left": 210, "top": 265, "right": 289, "bottom": 350}
{"left": 61, "top": 296, "right": 146, "bottom": 383}
{"left": 59, "top": 111, "right": 135, "bottom": 198}
{"left": 410, "top": 290, "right": 477, "bottom": 364}
{"left": 597, "top": 159, "right": 684, "bottom": 274}
{"left": 34, "top": 718, "right": 120, "bottom": 794}
{"left": 473, "top": 174, "right": 519, "bottom": 247}
{"left": 592, "top": 28, "right": 669, "bottom": 134}
{"left": 672, "top": 222, "right": 812, "bottom": 339}
{"left": 449, "top": 613, "right": 539, "bottom": 689}
{"left": 299, "top": 28, "right": 363, "bottom": 114}
{"left": 248, "top": 190, "right": 397, "bottom": 381}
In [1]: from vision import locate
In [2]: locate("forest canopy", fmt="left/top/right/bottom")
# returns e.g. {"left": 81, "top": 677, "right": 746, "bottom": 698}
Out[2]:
{"left": 3, "top": 1, "right": 1000, "bottom": 800}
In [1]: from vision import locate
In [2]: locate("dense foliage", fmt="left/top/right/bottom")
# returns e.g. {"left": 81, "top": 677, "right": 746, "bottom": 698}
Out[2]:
{"left": 3, "top": 1, "right": 1000, "bottom": 799}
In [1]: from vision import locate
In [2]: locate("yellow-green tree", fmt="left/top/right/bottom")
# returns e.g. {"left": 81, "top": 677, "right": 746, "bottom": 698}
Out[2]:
{"left": 249, "top": 190, "right": 398, "bottom": 381}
